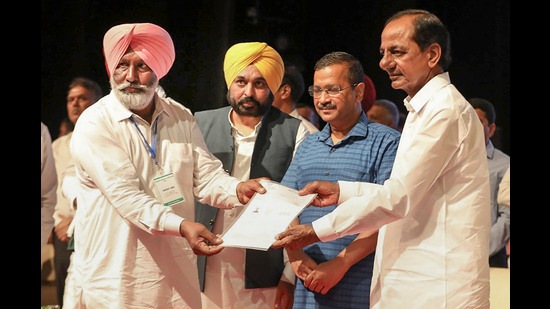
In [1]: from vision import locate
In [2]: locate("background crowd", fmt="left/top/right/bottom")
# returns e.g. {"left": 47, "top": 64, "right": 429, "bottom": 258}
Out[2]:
{"left": 41, "top": 0, "right": 509, "bottom": 157}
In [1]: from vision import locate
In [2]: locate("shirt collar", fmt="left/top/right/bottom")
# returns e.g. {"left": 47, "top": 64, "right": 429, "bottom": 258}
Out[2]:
{"left": 318, "top": 112, "right": 370, "bottom": 144}
{"left": 486, "top": 139, "right": 495, "bottom": 159}
{"left": 228, "top": 107, "right": 264, "bottom": 137}
{"left": 404, "top": 71, "right": 451, "bottom": 113}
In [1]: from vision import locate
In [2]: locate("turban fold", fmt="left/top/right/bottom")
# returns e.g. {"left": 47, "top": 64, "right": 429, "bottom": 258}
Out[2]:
{"left": 223, "top": 42, "right": 284, "bottom": 94}
{"left": 361, "top": 74, "right": 377, "bottom": 112}
{"left": 103, "top": 23, "right": 175, "bottom": 79}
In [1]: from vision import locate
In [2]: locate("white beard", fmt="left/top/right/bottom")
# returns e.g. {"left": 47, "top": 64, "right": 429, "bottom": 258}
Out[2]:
{"left": 110, "top": 79, "right": 157, "bottom": 111}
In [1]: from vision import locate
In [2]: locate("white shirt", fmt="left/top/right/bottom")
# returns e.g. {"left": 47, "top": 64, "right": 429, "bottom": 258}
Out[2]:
{"left": 313, "top": 72, "right": 491, "bottom": 309}
{"left": 289, "top": 109, "right": 319, "bottom": 134}
{"left": 41, "top": 122, "right": 57, "bottom": 252}
{"left": 497, "top": 166, "right": 510, "bottom": 207}
{"left": 52, "top": 133, "right": 77, "bottom": 228}
{"left": 65, "top": 93, "right": 245, "bottom": 309}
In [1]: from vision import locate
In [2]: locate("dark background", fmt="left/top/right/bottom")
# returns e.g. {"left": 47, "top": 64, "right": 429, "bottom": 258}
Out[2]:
{"left": 41, "top": 0, "right": 510, "bottom": 155}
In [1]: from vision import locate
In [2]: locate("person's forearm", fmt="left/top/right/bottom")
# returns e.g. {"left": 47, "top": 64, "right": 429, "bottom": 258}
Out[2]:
{"left": 334, "top": 231, "right": 378, "bottom": 269}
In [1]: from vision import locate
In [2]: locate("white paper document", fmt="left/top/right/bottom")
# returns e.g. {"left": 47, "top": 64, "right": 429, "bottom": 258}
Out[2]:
{"left": 221, "top": 180, "right": 317, "bottom": 251}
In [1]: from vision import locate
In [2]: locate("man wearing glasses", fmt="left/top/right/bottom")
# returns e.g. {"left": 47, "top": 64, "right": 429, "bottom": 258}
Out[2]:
{"left": 274, "top": 10, "right": 491, "bottom": 308}
{"left": 280, "top": 51, "right": 400, "bottom": 308}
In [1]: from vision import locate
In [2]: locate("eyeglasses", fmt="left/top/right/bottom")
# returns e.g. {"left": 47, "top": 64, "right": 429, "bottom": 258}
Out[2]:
{"left": 307, "top": 83, "right": 358, "bottom": 98}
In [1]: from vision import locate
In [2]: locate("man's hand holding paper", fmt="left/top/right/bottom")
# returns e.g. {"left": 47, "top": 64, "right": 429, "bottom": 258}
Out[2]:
{"left": 221, "top": 180, "right": 317, "bottom": 251}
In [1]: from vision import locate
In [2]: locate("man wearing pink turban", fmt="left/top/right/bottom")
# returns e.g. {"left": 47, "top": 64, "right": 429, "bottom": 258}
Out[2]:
{"left": 194, "top": 42, "right": 311, "bottom": 309}
{"left": 63, "top": 23, "right": 267, "bottom": 309}
{"left": 102, "top": 22, "right": 175, "bottom": 80}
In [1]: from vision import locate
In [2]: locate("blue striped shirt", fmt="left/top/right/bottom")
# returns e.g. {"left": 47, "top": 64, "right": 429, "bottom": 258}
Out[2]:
{"left": 281, "top": 113, "right": 400, "bottom": 309}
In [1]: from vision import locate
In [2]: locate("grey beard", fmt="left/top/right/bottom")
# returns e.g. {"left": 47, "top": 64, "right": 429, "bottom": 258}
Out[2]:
{"left": 114, "top": 89, "right": 155, "bottom": 111}
{"left": 110, "top": 78, "right": 157, "bottom": 111}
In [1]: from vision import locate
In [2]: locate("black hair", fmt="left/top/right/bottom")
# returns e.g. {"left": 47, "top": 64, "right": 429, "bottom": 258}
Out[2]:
{"left": 386, "top": 9, "right": 452, "bottom": 71}
{"left": 314, "top": 51, "right": 364, "bottom": 86}
{"left": 280, "top": 66, "right": 305, "bottom": 103}
{"left": 469, "top": 97, "right": 496, "bottom": 124}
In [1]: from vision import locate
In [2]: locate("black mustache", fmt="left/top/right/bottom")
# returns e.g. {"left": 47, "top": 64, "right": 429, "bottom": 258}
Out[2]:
{"left": 317, "top": 102, "right": 335, "bottom": 109}
{"left": 238, "top": 96, "right": 260, "bottom": 105}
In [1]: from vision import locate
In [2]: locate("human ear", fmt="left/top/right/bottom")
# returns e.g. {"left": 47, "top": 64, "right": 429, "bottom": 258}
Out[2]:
{"left": 427, "top": 43, "right": 441, "bottom": 68}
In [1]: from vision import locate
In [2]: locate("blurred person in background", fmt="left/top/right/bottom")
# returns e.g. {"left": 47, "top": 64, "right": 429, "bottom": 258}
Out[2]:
{"left": 498, "top": 166, "right": 509, "bottom": 208}
{"left": 57, "top": 117, "right": 74, "bottom": 138}
{"left": 367, "top": 98, "right": 400, "bottom": 130}
{"left": 41, "top": 122, "right": 57, "bottom": 252}
{"left": 360, "top": 73, "right": 377, "bottom": 113}
{"left": 51, "top": 77, "right": 103, "bottom": 308}
{"left": 497, "top": 165, "right": 510, "bottom": 266}
{"left": 272, "top": 65, "right": 318, "bottom": 134}
{"left": 296, "top": 102, "right": 321, "bottom": 130}
{"left": 469, "top": 97, "right": 510, "bottom": 268}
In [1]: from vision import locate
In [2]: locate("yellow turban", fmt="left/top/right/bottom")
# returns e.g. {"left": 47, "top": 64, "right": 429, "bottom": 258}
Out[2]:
{"left": 103, "top": 23, "right": 175, "bottom": 79}
{"left": 223, "top": 42, "right": 284, "bottom": 94}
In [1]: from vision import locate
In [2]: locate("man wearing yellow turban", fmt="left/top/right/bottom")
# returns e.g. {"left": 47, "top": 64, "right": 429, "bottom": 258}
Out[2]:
{"left": 223, "top": 42, "right": 285, "bottom": 94}
{"left": 195, "top": 42, "right": 311, "bottom": 309}
{"left": 63, "top": 23, "right": 267, "bottom": 308}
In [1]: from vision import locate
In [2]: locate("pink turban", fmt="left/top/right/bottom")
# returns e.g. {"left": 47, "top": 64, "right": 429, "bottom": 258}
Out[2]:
{"left": 223, "top": 42, "right": 284, "bottom": 94}
{"left": 361, "top": 74, "right": 377, "bottom": 112}
{"left": 103, "top": 23, "right": 175, "bottom": 79}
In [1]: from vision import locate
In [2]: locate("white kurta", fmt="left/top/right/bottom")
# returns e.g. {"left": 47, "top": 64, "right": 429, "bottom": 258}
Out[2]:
{"left": 313, "top": 72, "right": 491, "bottom": 308}
{"left": 289, "top": 109, "right": 319, "bottom": 134}
{"left": 52, "top": 133, "right": 76, "bottom": 227}
{"left": 41, "top": 122, "right": 57, "bottom": 252}
{"left": 202, "top": 113, "right": 308, "bottom": 309}
{"left": 64, "top": 93, "right": 244, "bottom": 309}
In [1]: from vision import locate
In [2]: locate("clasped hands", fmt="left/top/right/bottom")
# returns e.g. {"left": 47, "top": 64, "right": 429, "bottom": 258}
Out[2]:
{"left": 290, "top": 250, "right": 348, "bottom": 295}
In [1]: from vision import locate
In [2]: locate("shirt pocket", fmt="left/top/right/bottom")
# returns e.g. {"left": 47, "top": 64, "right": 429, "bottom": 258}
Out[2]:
{"left": 162, "top": 143, "right": 193, "bottom": 187}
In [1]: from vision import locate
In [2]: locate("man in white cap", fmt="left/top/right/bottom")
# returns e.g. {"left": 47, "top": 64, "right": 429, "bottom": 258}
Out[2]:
{"left": 63, "top": 23, "right": 266, "bottom": 308}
